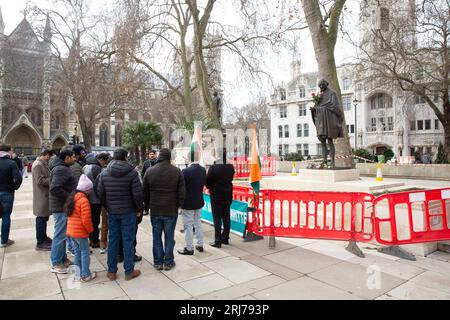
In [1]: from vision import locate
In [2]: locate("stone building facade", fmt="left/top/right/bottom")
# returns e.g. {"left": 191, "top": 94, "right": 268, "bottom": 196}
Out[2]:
{"left": 0, "top": 7, "right": 178, "bottom": 155}
{"left": 269, "top": 0, "right": 445, "bottom": 160}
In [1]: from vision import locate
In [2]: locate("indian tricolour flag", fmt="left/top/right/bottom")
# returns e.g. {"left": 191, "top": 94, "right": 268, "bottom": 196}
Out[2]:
{"left": 249, "top": 124, "right": 262, "bottom": 195}
{"left": 191, "top": 125, "right": 204, "bottom": 167}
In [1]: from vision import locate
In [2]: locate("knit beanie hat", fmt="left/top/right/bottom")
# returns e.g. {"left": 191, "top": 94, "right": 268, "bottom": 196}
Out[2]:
{"left": 77, "top": 174, "right": 93, "bottom": 192}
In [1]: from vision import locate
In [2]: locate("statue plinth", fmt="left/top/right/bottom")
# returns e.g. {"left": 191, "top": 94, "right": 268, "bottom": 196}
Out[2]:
{"left": 298, "top": 168, "right": 360, "bottom": 183}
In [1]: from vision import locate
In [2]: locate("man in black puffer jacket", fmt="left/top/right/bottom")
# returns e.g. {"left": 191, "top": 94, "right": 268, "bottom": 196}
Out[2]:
{"left": 97, "top": 148, "right": 143, "bottom": 281}
{"left": 49, "top": 148, "right": 77, "bottom": 274}
{"left": 0, "top": 144, "right": 23, "bottom": 248}
{"left": 143, "top": 148, "right": 185, "bottom": 271}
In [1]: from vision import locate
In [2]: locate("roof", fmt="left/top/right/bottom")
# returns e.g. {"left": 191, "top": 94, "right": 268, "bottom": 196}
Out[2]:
{"left": 7, "top": 17, "right": 46, "bottom": 52}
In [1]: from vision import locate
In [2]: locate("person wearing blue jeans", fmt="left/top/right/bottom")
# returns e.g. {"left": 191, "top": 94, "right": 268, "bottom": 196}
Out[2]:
{"left": 51, "top": 212, "right": 69, "bottom": 267}
{"left": 0, "top": 144, "right": 23, "bottom": 248}
{"left": 49, "top": 149, "right": 77, "bottom": 274}
{"left": 66, "top": 237, "right": 75, "bottom": 256}
{"left": 97, "top": 148, "right": 143, "bottom": 281}
{"left": 72, "top": 238, "right": 92, "bottom": 280}
{"left": 107, "top": 213, "right": 137, "bottom": 277}
{"left": 143, "top": 148, "right": 185, "bottom": 271}
{"left": 0, "top": 192, "right": 15, "bottom": 246}
{"left": 151, "top": 215, "right": 178, "bottom": 267}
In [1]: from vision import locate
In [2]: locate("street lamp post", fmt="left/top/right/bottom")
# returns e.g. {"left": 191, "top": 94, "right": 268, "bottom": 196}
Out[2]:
{"left": 353, "top": 98, "right": 360, "bottom": 151}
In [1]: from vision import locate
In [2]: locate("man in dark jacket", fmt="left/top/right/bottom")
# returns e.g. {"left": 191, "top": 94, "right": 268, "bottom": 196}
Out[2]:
{"left": 141, "top": 149, "right": 157, "bottom": 178}
{"left": 83, "top": 153, "right": 109, "bottom": 248}
{"left": 71, "top": 145, "right": 86, "bottom": 183}
{"left": 143, "top": 148, "right": 185, "bottom": 271}
{"left": 97, "top": 148, "right": 143, "bottom": 281}
{"left": 0, "top": 144, "right": 23, "bottom": 248}
{"left": 177, "top": 150, "right": 206, "bottom": 255}
{"left": 205, "top": 149, "right": 235, "bottom": 248}
{"left": 49, "top": 148, "right": 77, "bottom": 274}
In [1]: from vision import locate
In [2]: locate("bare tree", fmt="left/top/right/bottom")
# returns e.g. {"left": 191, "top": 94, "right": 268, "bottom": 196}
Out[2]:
{"left": 30, "top": 0, "right": 139, "bottom": 151}
{"left": 358, "top": 0, "right": 450, "bottom": 160}
{"left": 115, "top": 0, "right": 199, "bottom": 124}
{"left": 300, "top": 0, "right": 353, "bottom": 167}
{"left": 118, "top": 0, "right": 305, "bottom": 130}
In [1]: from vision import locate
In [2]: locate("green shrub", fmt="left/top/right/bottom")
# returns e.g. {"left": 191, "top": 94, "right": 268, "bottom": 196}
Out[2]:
{"left": 383, "top": 149, "right": 394, "bottom": 162}
{"left": 414, "top": 150, "right": 422, "bottom": 163}
{"left": 284, "top": 153, "right": 304, "bottom": 162}
{"left": 354, "top": 148, "right": 376, "bottom": 162}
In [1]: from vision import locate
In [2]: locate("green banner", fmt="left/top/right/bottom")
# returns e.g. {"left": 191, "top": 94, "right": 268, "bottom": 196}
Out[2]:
{"left": 201, "top": 194, "right": 249, "bottom": 237}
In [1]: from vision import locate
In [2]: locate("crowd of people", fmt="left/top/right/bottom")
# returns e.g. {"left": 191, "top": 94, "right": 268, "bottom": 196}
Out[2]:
{"left": 0, "top": 143, "right": 235, "bottom": 283}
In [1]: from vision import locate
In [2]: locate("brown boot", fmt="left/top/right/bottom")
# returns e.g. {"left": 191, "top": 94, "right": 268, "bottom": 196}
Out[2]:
{"left": 125, "top": 269, "right": 141, "bottom": 281}
{"left": 107, "top": 272, "right": 117, "bottom": 281}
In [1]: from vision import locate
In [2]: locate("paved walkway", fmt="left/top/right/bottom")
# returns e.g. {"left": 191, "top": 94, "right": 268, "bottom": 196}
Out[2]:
{"left": 1, "top": 177, "right": 450, "bottom": 300}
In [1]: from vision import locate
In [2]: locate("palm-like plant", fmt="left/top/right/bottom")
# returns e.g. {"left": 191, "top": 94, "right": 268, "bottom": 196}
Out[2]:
{"left": 123, "top": 121, "right": 163, "bottom": 165}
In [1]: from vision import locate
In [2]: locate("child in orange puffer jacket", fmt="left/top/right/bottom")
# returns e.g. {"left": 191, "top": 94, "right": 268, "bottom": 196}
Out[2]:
{"left": 65, "top": 174, "right": 97, "bottom": 282}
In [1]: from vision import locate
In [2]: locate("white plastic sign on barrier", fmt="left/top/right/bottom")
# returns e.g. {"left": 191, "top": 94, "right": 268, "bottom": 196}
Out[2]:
{"left": 442, "top": 190, "right": 450, "bottom": 199}
{"left": 409, "top": 192, "right": 426, "bottom": 203}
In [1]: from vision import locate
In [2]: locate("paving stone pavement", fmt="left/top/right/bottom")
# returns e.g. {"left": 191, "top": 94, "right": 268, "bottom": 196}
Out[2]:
{"left": 1, "top": 176, "right": 450, "bottom": 300}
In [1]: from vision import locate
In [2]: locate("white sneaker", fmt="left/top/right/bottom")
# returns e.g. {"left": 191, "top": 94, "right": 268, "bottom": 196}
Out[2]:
{"left": 100, "top": 248, "right": 107, "bottom": 254}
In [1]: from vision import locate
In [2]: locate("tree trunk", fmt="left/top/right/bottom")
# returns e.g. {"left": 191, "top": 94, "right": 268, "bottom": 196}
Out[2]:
{"left": 180, "top": 34, "right": 194, "bottom": 123}
{"left": 140, "top": 145, "right": 147, "bottom": 164}
{"left": 300, "top": 0, "right": 353, "bottom": 168}
{"left": 444, "top": 103, "right": 450, "bottom": 161}
{"left": 76, "top": 100, "right": 93, "bottom": 152}
{"left": 134, "top": 147, "right": 140, "bottom": 166}
{"left": 188, "top": 0, "right": 221, "bottom": 130}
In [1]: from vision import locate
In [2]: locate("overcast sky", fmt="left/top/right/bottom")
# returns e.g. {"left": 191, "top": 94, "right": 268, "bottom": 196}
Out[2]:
{"left": 1, "top": 0, "right": 360, "bottom": 115}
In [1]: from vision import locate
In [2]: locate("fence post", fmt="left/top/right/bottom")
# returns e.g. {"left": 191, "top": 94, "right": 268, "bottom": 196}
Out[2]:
{"left": 269, "top": 236, "right": 276, "bottom": 249}
{"left": 377, "top": 246, "right": 416, "bottom": 261}
{"left": 345, "top": 240, "right": 365, "bottom": 258}
{"left": 243, "top": 206, "right": 264, "bottom": 242}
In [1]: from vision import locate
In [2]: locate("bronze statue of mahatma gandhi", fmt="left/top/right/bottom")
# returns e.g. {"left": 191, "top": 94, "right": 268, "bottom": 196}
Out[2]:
{"left": 310, "top": 79, "right": 344, "bottom": 169}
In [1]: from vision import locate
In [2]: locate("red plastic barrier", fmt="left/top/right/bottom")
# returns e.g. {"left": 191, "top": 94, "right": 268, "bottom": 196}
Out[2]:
{"left": 232, "top": 156, "right": 277, "bottom": 178}
{"left": 247, "top": 189, "right": 375, "bottom": 242}
{"left": 373, "top": 188, "right": 450, "bottom": 245}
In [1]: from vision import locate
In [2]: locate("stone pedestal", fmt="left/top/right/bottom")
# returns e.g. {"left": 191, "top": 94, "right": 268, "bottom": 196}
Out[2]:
{"left": 298, "top": 168, "right": 360, "bottom": 183}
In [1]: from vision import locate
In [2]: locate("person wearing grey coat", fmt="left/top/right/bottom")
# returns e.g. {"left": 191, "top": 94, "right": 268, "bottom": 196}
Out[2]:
{"left": 32, "top": 150, "right": 54, "bottom": 250}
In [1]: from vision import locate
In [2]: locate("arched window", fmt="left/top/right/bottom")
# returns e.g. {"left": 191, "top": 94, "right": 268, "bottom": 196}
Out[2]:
{"left": 27, "top": 108, "right": 43, "bottom": 126}
{"left": 99, "top": 124, "right": 109, "bottom": 147}
{"left": 51, "top": 110, "right": 66, "bottom": 130}
{"left": 280, "top": 89, "right": 287, "bottom": 101}
{"left": 115, "top": 124, "right": 123, "bottom": 147}
{"left": 5, "top": 107, "right": 20, "bottom": 124}
{"left": 370, "top": 93, "right": 393, "bottom": 110}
